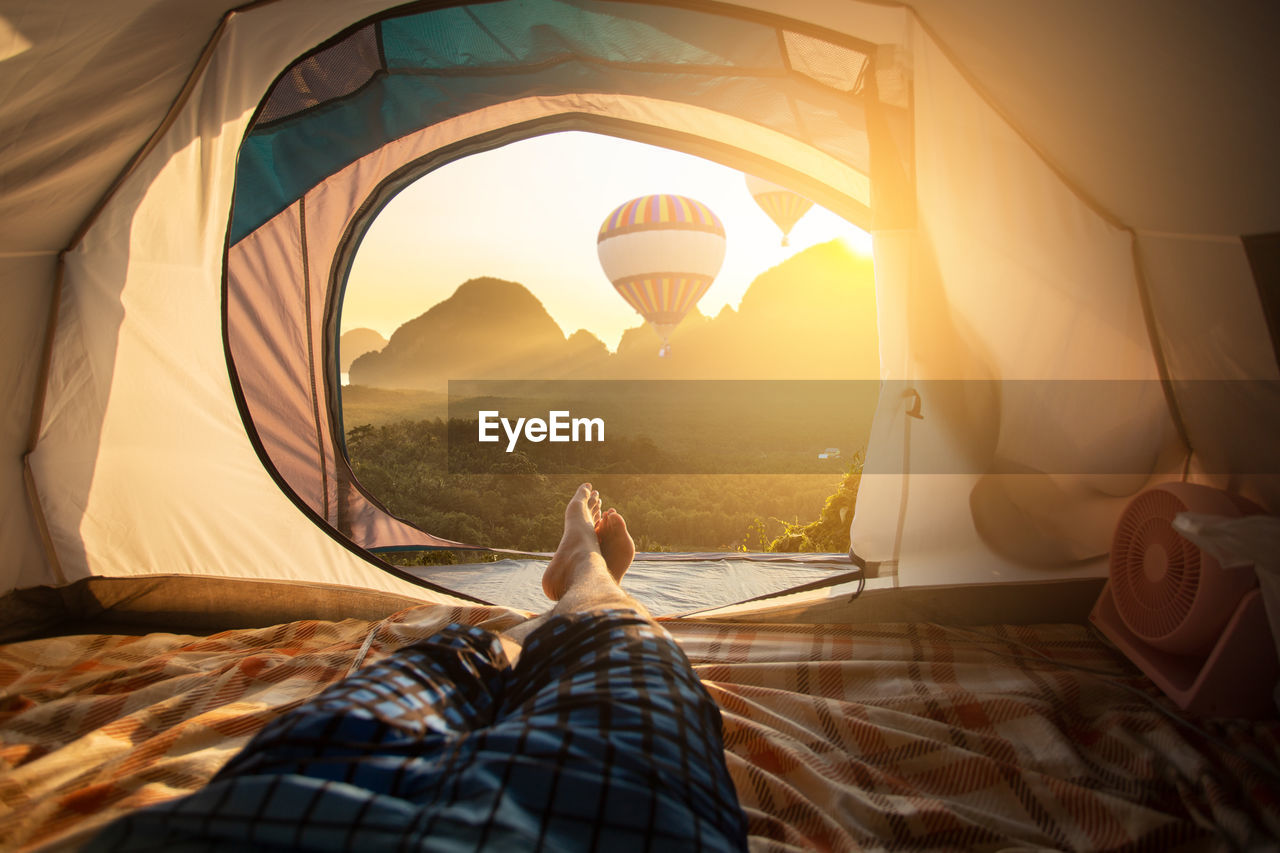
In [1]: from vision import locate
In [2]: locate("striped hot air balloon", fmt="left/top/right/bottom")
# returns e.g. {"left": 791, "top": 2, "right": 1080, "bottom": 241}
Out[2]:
{"left": 597, "top": 194, "right": 726, "bottom": 356}
{"left": 745, "top": 173, "right": 813, "bottom": 246}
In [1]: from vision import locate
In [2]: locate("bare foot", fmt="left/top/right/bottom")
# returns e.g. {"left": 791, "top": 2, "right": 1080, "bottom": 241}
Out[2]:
{"left": 595, "top": 508, "right": 635, "bottom": 584}
{"left": 505, "top": 486, "right": 647, "bottom": 659}
{"left": 542, "top": 483, "right": 608, "bottom": 601}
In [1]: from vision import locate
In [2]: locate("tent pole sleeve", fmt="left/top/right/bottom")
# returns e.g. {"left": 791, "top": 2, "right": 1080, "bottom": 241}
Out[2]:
{"left": 1130, "top": 235, "right": 1193, "bottom": 474}
{"left": 25, "top": 254, "right": 63, "bottom": 456}
{"left": 21, "top": 251, "right": 67, "bottom": 584}
{"left": 22, "top": 456, "right": 66, "bottom": 587}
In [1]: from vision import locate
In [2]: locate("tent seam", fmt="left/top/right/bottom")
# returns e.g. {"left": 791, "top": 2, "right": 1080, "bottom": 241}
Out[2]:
{"left": 1134, "top": 230, "right": 1244, "bottom": 245}
{"left": 299, "top": 197, "right": 332, "bottom": 521}
{"left": 25, "top": 256, "right": 64, "bottom": 456}
{"left": 22, "top": 456, "right": 67, "bottom": 587}
{"left": 1130, "top": 239, "right": 1193, "bottom": 467}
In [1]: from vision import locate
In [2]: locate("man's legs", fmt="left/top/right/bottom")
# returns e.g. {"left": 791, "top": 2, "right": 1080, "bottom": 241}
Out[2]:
{"left": 87, "top": 484, "right": 746, "bottom": 852}
{"left": 468, "top": 484, "right": 747, "bottom": 850}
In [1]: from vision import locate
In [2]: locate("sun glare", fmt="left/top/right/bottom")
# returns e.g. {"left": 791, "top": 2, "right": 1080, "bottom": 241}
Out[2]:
{"left": 343, "top": 131, "right": 871, "bottom": 350}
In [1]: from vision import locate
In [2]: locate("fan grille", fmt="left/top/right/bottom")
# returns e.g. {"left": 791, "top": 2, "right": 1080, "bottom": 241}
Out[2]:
{"left": 1110, "top": 489, "right": 1200, "bottom": 642}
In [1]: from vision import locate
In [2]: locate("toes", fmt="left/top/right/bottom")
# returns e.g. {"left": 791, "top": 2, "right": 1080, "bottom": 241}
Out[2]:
{"left": 570, "top": 484, "right": 597, "bottom": 524}
{"left": 600, "top": 510, "right": 627, "bottom": 543}
{"left": 570, "top": 485, "right": 608, "bottom": 530}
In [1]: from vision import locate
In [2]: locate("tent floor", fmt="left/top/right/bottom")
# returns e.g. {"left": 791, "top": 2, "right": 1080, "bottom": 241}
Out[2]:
{"left": 408, "top": 555, "right": 851, "bottom": 614}
{"left": 0, "top": 572, "right": 1107, "bottom": 643}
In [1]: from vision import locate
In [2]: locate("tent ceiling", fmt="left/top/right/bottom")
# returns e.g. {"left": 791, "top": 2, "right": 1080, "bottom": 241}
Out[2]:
{"left": 0, "top": 0, "right": 236, "bottom": 254}
{"left": 3, "top": 0, "right": 1278, "bottom": 260}
{"left": 909, "top": 0, "right": 1280, "bottom": 236}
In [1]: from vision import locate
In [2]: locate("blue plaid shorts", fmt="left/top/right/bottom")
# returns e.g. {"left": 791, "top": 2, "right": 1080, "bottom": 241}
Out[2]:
{"left": 88, "top": 609, "right": 748, "bottom": 852}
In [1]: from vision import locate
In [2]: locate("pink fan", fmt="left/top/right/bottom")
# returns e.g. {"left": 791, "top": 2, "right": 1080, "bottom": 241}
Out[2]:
{"left": 1091, "top": 483, "right": 1278, "bottom": 718}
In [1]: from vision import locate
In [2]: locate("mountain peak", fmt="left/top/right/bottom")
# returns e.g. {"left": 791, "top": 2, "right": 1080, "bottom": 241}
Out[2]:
{"left": 451, "top": 276, "right": 549, "bottom": 308}
{"left": 350, "top": 277, "right": 570, "bottom": 390}
{"left": 348, "top": 240, "right": 879, "bottom": 389}
{"left": 339, "top": 327, "right": 387, "bottom": 372}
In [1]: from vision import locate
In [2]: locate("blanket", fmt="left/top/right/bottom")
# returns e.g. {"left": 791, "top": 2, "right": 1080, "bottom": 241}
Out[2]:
{"left": 1, "top": 607, "right": 1277, "bottom": 851}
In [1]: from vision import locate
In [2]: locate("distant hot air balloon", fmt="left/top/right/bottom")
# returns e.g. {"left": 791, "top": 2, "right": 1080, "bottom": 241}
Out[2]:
{"left": 745, "top": 173, "right": 813, "bottom": 246}
{"left": 597, "top": 194, "right": 726, "bottom": 357}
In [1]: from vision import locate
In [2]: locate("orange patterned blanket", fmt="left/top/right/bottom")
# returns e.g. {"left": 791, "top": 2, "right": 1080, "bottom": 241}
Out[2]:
{"left": 1, "top": 607, "right": 1277, "bottom": 850}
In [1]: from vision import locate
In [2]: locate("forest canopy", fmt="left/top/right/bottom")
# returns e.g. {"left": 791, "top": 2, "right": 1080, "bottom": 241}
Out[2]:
{"left": 346, "top": 417, "right": 862, "bottom": 563}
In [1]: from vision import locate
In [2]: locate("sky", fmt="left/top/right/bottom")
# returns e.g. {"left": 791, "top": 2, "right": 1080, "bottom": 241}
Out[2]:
{"left": 342, "top": 131, "right": 872, "bottom": 351}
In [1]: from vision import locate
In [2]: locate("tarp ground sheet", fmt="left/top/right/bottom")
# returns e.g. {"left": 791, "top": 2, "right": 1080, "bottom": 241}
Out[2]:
{"left": 0, "top": 606, "right": 1277, "bottom": 851}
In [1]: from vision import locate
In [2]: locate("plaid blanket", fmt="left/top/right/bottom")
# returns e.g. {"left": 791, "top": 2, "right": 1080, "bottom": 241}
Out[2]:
{"left": 1, "top": 607, "right": 1277, "bottom": 851}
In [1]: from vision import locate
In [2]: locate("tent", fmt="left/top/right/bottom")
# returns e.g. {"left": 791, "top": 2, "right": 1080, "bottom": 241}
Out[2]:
{"left": 4, "top": 0, "right": 1277, "bottom": 625}
{"left": 3, "top": 1, "right": 1280, "bottom": 847}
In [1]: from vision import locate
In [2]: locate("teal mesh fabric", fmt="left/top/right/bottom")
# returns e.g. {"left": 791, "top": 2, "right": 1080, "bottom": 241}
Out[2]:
{"left": 377, "top": 1, "right": 777, "bottom": 70}
{"left": 229, "top": 0, "right": 870, "bottom": 244}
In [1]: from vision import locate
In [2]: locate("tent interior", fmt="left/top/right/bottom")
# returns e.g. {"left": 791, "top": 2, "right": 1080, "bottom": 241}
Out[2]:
{"left": 2, "top": 0, "right": 1279, "bottom": 848}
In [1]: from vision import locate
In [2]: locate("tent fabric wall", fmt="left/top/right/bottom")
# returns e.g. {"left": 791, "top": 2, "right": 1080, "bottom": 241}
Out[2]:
{"left": 902, "top": 0, "right": 1280, "bottom": 516}
{"left": 2, "top": 0, "right": 1278, "bottom": 606}
{"left": 21, "top": 0, "right": 473, "bottom": 603}
{"left": 851, "top": 18, "right": 1184, "bottom": 584}
{"left": 0, "top": 0, "right": 246, "bottom": 595}
{"left": 1140, "top": 233, "right": 1280, "bottom": 506}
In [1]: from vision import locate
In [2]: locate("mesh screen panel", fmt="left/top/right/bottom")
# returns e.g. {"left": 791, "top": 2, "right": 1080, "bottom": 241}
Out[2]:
{"left": 783, "top": 30, "right": 868, "bottom": 93}
{"left": 232, "top": 0, "right": 881, "bottom": 242}
{"left": 259, "top": 25, "right": 382, "bottom": 125}
{"left": 379, "top": 1, "right": 781, "bottom": 71}
{"left": 794, "top": 96, "right": 869, "bottom": 168}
